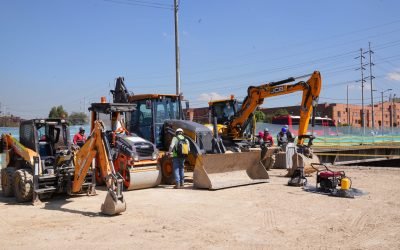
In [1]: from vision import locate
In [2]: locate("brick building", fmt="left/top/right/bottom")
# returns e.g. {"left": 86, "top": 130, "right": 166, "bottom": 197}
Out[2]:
{"left": 260, "top": 101, "right": 399, "bottom": 128}
{"left": 190, "top": 101, "right": 400, "bottom": 128}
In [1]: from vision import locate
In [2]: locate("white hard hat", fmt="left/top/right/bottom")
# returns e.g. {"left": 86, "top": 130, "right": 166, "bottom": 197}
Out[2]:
{"left": 264, "top": 128, "right": 269, "bottom": 132}
{"left": 284, "top": 125, "right": 289, "bottom": 129}
{"left": 176, "top": 128, "right": 183, "bottom": 133}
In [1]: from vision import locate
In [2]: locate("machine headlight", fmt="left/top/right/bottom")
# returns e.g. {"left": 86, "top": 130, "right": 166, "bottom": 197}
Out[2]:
{"left": 132, "top": 152, "right": 139, "bottom": 162}
{"left": 152, "top": 151, "right": 159, "bottom": 160}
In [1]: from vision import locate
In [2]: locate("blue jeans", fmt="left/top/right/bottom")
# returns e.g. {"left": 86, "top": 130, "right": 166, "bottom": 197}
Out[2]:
{"left": 173, "top": 157, "right": 185, "bottom": 184}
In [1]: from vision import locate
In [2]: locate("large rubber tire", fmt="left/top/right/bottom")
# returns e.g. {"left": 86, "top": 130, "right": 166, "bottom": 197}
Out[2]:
{"left": 160, "top": 156, "right": 175, "bottom": 185}
{"left": 1, "top": 167, "right": 15, "bottom": 197}
{"left": 13, "top": 169, "right": 33, "bottom": 203}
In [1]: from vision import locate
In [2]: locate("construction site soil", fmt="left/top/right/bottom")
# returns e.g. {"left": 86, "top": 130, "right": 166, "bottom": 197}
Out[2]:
{"left": 1, "top": 166, "right": 399, "bottom": 249}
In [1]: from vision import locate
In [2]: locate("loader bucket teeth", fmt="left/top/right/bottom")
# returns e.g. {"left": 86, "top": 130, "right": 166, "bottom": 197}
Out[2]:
{"left": 193, "top": 150, "right": 269, "bottom": 190}
{"left": 101, "top": 192, "right": 126, "bottom": 216}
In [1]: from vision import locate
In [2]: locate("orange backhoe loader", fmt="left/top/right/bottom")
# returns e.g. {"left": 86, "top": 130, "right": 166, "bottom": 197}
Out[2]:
{"left": 0, "top": 119, "right": 126, "bottom": 215}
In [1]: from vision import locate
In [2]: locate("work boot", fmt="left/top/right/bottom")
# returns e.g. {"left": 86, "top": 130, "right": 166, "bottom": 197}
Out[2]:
{"left": 174, "top": 183, "right": 180, "bottom": 189}
{"left": 180, "top": 181, "right": 184, "bottom": 188}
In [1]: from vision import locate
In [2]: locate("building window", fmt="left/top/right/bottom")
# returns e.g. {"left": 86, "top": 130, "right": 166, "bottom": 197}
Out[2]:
{"left": 337, "top": 111, "right": 341, "bottom": 117}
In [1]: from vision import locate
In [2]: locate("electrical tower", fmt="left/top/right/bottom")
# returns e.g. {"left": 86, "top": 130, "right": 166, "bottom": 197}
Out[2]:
{"left": 364, "top": 42, "right": 375, "bottom": 130}
{"left": 355, "top": 48, "right": 368, "bottom": 135}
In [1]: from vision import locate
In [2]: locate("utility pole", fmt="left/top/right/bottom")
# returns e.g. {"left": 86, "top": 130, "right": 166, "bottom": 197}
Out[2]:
{"left": 381, "top": 89, "right": 392, "bottom": 135}
{"left": 364, "top": 42, "right": 375, "bottom": 130}
{"left": 356, "top": 48, "right": 367, "bottom": 135}
{"left": 347, "top": 85, "right": 350, "bottom": 125}
{"left": 174, "top": 0, "right": 181, "bottom": 96}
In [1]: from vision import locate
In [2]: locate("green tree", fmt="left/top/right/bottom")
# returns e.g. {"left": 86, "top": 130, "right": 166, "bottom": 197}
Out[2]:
{"left": 264, "top": 109, "right": 289, "bottom": 123}
{"left": 48, "top": 105, "right": 68, "bottom": 119}
{"left": 68, "top": 112, "right": 89, "bottom": 125}
{"left": 254, "top": 110, "right": 266, "bottom": 122}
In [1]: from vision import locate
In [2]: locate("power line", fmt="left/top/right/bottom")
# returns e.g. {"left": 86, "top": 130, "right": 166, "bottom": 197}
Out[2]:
{"left": 102, "top": 0, "right": 173, "bottom": 10}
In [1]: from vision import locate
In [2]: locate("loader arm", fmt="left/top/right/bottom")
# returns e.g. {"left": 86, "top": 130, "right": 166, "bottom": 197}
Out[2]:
{"left": 72, "top": 120, "right": 126, "bottom": 215}
{"left": 229, "top": 71, "right": 322, "bottom": 146}
{"left": 72, "top": 121, "right": 113, "bottom": 192}
{"left": 1, "top": 134, "right": 39, "bottom": 167}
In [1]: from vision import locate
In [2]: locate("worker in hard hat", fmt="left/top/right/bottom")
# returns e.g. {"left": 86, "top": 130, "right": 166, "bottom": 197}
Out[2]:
{"left": 168, "top": 128, "right": 190, "bottom": 189}
{"left": 263, "top": 128, "right": 274, "bottom": 146}
{"left": 284, "top": 125, "right": 295, "bottom": 142}
{"left": 277, "top": 127, "right": 288, "bottom": 151}
{"left": 73, "top": 127, "right": 87, "bottom": 147}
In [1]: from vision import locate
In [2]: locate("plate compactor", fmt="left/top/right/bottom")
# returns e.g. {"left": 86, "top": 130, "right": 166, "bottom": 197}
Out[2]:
{"left": 310, "top": 163, "right": 354, "bottom": 198}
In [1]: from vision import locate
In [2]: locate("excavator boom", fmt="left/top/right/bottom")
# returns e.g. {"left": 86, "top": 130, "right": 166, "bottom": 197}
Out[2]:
{"left": 229, "top": 71, "right": 322, "bottom": 143}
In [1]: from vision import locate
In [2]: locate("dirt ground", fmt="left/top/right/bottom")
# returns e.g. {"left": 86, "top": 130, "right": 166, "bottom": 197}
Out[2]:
{"left": 0, "top": 166, "right": 400, "bottom": 249}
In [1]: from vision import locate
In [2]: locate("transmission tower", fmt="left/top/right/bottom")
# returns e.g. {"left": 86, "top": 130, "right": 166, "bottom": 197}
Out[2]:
{"left": 355, "top": 48, "right": 368, "bottom": 135}
{"left": 364, "top": 42, "right": 375, "bottom": 129}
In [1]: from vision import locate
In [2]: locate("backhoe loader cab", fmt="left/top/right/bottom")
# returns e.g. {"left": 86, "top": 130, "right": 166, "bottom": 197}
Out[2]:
{"left": 126, "top": 94, "right": 183, "bottom": 149}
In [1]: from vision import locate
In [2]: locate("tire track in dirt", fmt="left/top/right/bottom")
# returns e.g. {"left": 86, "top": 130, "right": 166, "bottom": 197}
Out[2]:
{"left": 348, "top": 211, "right": 378, "bottom": 246}
{"left": 263, "top": 209, "right": 277, "bottom": 229}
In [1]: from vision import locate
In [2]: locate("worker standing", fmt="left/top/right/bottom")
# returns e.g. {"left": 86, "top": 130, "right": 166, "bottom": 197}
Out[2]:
{"left": 73, "top": 127, "right": 87, "bottom": 147}
{"left": 277, "top": 127, "right": 288, "bottom": 151}
{"left": 168, "top": 128, "right": 190, "bottom": 189}
{"left": 284, "top": 125, "right": 295, "bottom": 142}
{"left": 257, "top": 131, "right": 264, "bottom": 145}
{"left": 263, "top": 128, "right": 274, "bottom": 146}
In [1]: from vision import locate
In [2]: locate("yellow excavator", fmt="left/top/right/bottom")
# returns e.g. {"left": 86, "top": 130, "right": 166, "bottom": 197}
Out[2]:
{"left": 0, "top": 119, "right": 126, "bottom": 215}
{"left": 110, "top": 77, "right": 269, "bottom": 190}
{"left": 208, "top": 71, "right": 322, "bottom": 174}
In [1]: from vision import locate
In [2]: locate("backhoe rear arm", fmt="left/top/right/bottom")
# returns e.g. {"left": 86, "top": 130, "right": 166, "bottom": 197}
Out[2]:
{"left": 72, "top": 121, "right": 114, "bottom": 193}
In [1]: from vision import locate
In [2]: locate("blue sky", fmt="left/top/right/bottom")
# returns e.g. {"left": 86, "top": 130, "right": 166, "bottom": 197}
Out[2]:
{"left": 0, "top": 0, "right": 399, "bottom": 119}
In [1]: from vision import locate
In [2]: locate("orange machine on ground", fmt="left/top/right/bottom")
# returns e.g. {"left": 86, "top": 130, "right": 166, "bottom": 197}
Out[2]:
{"left": 1, "top": 119, "right": 126, "bottom": 215}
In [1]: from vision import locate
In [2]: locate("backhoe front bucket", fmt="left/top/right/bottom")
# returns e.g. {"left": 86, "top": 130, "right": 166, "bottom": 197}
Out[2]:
{"left": 193, "top": 150, "right": 269, "bottom": 190}
{"left": 101, "top": 191, "right": 127, "bottom": 216}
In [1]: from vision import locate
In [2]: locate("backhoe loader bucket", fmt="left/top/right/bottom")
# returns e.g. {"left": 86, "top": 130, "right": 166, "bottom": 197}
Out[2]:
{"left": 193, "top": 150, "right": 269, "bottom": 190}
{"left": 101, "top": 191, "right": 127, "bottom": 215}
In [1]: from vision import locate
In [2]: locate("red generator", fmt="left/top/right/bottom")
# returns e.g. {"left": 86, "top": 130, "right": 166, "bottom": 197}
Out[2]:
{"left": 311, "top": 163, "right": 346, "bottom": 192}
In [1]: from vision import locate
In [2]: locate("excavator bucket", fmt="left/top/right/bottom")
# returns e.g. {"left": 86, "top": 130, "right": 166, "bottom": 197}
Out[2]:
{"left": 193, "top": 150, "right": 269, "bottom": 190}
{"left": 101, "top": 191, "right": 127, "bottom": 216}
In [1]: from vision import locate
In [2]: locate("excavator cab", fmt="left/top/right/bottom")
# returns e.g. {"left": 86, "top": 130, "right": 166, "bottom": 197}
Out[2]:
{"left": 209, "top": 98, "right": 242, "bottom": 125}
